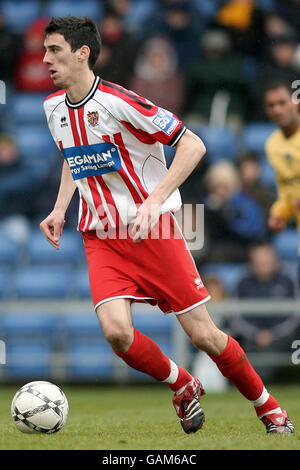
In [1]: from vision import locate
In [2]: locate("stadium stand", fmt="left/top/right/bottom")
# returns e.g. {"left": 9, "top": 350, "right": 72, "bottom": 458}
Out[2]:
{"left": 273, "top": 229, "right": 299, "bottom": 262}
{"left": 44, "top": 0, "right": 103, "bottom": 23}
{"left": 13, "top": 92, "right": 49, "bottom": 125}
{"left": 0, "top": 232, "right": 19, "bottom": 267}
{"left": 201, "top": 263, "right": 248, "bottom": 297}
{"left": 1, "top": 0, "right": 41, "bottom": 33}
{"left": 15, "top": 265, "right": 73, "bottom": 298}
{"left": 193, "top": 125, "right": 238, "bottom": 163}
{"left": 242, "top": 123, "right": 277, "bottom": 157}
{"left": 27, "top": 228, "right": 83, "bottom": 267}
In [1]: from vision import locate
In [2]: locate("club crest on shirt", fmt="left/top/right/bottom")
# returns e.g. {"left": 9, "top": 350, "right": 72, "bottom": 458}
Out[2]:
{"left": 87, "top": 111, "right": 99, "bottom": 127}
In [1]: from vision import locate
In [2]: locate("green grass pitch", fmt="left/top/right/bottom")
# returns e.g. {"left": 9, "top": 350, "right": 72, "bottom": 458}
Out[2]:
{"left": 1, "top": 384, "right": 299, "bottom": 450}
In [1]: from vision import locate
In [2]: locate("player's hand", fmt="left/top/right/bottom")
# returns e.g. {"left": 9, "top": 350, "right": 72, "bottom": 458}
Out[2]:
{"left": 40, "top": 209, "right": 66, "bottom": 250}
{"left": 268, "top": 215, "right": 286, "bottom": 233}
{"left": 294, "top": 198, "right": 300, "bottom": 210}
{"left": 131, "top": 199, "right": 161, "bottom": 243}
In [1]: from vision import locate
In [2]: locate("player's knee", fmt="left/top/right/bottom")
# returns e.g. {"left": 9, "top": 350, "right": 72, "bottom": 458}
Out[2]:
{"left": 103, "top": 325, "right": 134, "bottom": 353}
{"left": 189, "top": 327, "right": 222, "bottom": 354}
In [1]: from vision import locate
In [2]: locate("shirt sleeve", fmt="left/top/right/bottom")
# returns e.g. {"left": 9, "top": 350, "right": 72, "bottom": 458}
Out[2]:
{"left": 99, "top": 80, "right": 186, "bottom": 147}
{"left": 265, "top": 138, "right": 297, "bottom": 221}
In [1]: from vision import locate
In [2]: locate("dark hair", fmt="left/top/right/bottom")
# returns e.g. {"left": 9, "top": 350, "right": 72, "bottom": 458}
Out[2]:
{"left": 264, "top": 80, "right": 293, "bottom": 96}
{"left": 238, "top": 151, "right": 260, "bottom": 167}
{"left": 44, "top": 16, "right": 101, "bottom": 69}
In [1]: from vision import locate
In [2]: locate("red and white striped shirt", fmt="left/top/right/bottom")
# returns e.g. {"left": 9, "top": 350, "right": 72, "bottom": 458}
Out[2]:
{"left": 44, "top": 76, "right": 186, "bottom": 232}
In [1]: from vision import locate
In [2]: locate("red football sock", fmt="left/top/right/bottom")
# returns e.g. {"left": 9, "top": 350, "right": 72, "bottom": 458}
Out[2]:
{"left": 209, "top": 335, "right": 280, "bottom": 415}
{"left": 113, "top": 328, "right": 192, "bottom": 392}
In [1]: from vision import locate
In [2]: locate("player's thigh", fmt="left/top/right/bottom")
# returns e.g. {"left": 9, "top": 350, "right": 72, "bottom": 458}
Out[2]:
{"left": 96, "top": 298, "right": 133, "bottom": 341}
{"left": 176, "top": 303, "right": 227, "bottom": 354}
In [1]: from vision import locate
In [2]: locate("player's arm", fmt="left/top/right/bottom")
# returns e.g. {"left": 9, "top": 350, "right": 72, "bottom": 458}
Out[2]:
{"left": 132, "top": 129, "right": 206, "bottom": 242}
{"left": 40, "top": 160, "right": 76, "bottom": 249}
{"left": 267, "top": 181, "right": 296, "bottom": 233}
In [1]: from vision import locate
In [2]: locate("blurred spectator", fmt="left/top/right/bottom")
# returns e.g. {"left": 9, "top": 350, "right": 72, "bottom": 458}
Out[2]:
{"left": 237, "top": 243, "right": 295, "bottom": 297}
{"left": 277, "top": 0, "right": 300, "bottom": 32}
{"left": 129, "top": 36, "right": 184, "bottom": 115}
{"left": 94, "top": 11, "right": 137, "bottom": 88}
{"left": 145, "top": 1, "right": 201, "bottom": 66}
{"left": 252, "top": 34, "right": 299, "bottom": 114}
{"left": 204, "top": 275, "right": 228, "bottom": 302}
{"left": 238, "top": 152, "right": 276, "bottom": 220}
{"left": 0, "top": 133, "right": 46, "bottom": 222}
{"left": 0, "top": 13, "right": 20, "bottom": 81}
{"left": 184, "top": 28, "right": 247, "bottom": 131}
{"left": 14, "top": 17, "right": 55, "bottom": 92}
{"left": 107, "top": 0, "right": 158, "bottom": 37}
{"left": 228, "top": 242, "right": 300, "bottom": 382}
{"left": 214, "top": 0, "right": 266, "bottom": 57}
{"left": 202, "top": 161, "right": 266, "bottom": 262}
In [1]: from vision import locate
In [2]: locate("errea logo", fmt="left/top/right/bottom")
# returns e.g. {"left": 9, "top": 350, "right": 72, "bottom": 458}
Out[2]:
{"left": 194, "top": 278, "right": 204, "bottom": 289}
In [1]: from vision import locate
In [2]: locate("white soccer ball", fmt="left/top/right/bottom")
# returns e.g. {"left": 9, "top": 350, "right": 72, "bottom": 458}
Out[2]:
{"left": 11, "top": 381, "right": 69, "bottom": 434}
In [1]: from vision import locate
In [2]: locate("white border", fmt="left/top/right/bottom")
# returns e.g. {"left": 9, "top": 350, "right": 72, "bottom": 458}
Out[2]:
{"left": 94, "top": 295, "right": 156, "bottom": 311}
{"left": 173, "top": 295, "right": 211, "bottom": 315}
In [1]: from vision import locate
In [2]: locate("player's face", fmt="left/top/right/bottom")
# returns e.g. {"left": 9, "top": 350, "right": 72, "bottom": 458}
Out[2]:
{"left": 264, "top": 87, "right": 299, "bottom": 129}
{"left": 43, "top": 33, "right": 81, "bottom": 89}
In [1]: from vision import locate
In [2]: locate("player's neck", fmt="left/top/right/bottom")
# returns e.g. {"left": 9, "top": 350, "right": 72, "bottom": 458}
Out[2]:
{"left": 282, "top": 116, "right": 300, "bottom": 138}
{"left": 66, "top": 70, "right": 96, "bottom": 104}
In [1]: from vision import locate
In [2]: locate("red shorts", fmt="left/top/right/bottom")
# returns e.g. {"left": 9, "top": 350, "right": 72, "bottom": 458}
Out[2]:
{"left": 82, "top": 215, "right": 210, "bottom": 314}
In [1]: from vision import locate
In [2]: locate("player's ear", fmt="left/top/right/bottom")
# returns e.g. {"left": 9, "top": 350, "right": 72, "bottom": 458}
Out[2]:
{"left": 78, "top": 45, "right": 90, "bottom": 64}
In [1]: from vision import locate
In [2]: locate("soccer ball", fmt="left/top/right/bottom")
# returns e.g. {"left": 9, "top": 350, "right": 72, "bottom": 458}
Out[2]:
{"left": 11, "top": 381, "right": 69, "bottom": 434}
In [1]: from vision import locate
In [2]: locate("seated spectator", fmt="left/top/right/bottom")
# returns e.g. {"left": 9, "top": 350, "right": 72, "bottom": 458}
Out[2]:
{"left": 0, "top": 12, "right": 20, "bottom": 81}
{"left": 237, "top": 242, "right": 296, "bottom": 298}
{"left": 238, "top": 152, "right": 276, "bottom": 221}
{"left": 202, "top": 161, "right": 266, "bottom": 263}
{"left": 204, "top": 275, "right": 228, "bottom": 302}
{"left": 144, "top": 1, "right": 201, "bottom": 67}
{"left": 14, "top": 17, "right": 56, "bottom": 92}
{"left": 0, "top": 133, "right": 49, "bottom": 220}
{"left": 94, "top": 11, "right": 137, "bottom": 88}
{"left": 251, "top": 34, "right": 299, "bottom": 118}
{"left": 184, "top": 29, "right": 247, "bottom": 131}
{"left": 215, "top": 0, "right": 266, "bottom": 57}
{"left": 228, "top": 242, "right": 300, "bottom": 382}
{"left": 129, "top": 36, "right": 184, "bottom": 115}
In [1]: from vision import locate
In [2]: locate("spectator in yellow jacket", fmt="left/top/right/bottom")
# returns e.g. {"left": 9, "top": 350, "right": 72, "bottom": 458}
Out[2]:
{"left": 264, "top": 81, "right": 300, "bottom": 246}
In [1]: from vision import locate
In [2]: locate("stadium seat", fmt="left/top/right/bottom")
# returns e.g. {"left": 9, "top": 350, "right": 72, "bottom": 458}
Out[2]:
{"left": 73, "top": 269, "right": 91, "bottom": 298}
{"left": 65, "top": 343, "right": 114, "bottom": 378}
{"left": 5, "top": 343, "right": 52, "bottom": 377}
{"left": 14, "top": 125, "right": 56, "bottom": 162}
{"left": 0, "top": 232, "right": 19, "bottom": 266}
{"left": 273, "top": 229, "right": 299, "bottom": 261}
{"left": 201, "top": 262, "right": 248, "bottom": 296}
{"left": 282, "top": 261, "right": 299, "bottom": 287}
{"left": 13, "top": 93, "right": 48, "bottom": 125}
{"left": 260, "top": 157, "right": 276, "bottom": 188}
{"left": 242, "top": 123, "right": 277, "bottom": 157}
{"left": 27, "top": 229, "right": 83, "bottom": 266}
{"left": 62, "top": 313, "right": 104, "bottom": 345}
{"left": 15, "top": 266, "right": 73, "bottom": 298}
{"left": 44, "top": 0, "right": 103, "bottom": 23}
{"left": 132, "top": 312, "right": 174, "bottom": 358}
{"left": 1, "top": 0, "right": 41, "bottom": 33}
{"left": 193, "top": 125, "right": 238, "bottom": 163}
{"left": 1, "top": 313, "right": 58, "bottom": 346}
{"left": 0, "top": 268, "right": 13, "bottom": 299}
